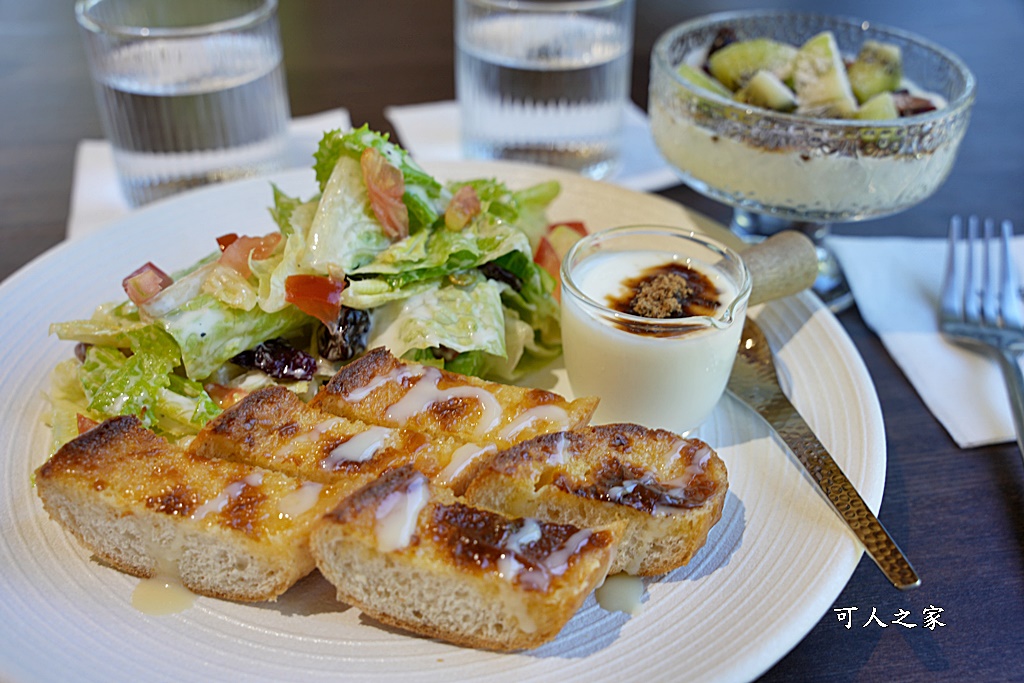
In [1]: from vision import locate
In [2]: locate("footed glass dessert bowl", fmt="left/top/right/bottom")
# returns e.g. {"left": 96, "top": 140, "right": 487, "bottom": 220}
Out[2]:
{"left": 649, "top": 11, "right": 975, "bottom": 310}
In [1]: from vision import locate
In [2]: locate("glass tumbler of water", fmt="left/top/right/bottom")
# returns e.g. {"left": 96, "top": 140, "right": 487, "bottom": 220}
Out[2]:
{"left": 455, "top": 0, "right": 635, "bottom": 181}
{"left": 76, "top": 0, "right": 291, "bottom": 206}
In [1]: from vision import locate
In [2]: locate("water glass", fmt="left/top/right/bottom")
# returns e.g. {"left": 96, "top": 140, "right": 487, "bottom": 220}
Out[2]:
{"left": 455, "top": 0, "right": 635, "bottom": 181}
{"left": 76, "top": 0, "right": 291, "bottom": 206}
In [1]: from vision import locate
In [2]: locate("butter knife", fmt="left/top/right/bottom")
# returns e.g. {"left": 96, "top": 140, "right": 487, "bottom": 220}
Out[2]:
{"left": 728, "top": 318, "right": 921, "bottom": 590}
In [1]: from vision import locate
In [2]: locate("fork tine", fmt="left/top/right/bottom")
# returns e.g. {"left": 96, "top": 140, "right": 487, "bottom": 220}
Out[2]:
{"left": 941, "top": 215, "right": 964, "bottom": 319}
{"left": 982, "top": 217, "right": 1000, "bottom": 324}
{"left": 999, "top": 219, "right": 1023, "bottom": 329}
{"left": 964, "top": 215, "right": 982, "bottom": 322}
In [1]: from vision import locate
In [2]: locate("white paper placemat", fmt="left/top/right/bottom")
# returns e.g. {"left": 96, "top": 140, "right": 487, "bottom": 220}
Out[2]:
{"left": 831, "top": 234, "right": 1021, "bottom": 448}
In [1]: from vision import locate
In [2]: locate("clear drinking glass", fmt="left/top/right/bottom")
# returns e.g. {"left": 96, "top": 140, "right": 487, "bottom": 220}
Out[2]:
{"left": 455, "top": 0, "right": 635, "bottom": 180}
{"left": 560, "top": 226, "right": 751, "bottom": 435}
{"left": 76, "top": 0, "right": 291, "bottom": 206}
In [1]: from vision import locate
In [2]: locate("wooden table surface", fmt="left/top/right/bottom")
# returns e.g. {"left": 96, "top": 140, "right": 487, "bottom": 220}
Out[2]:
{"left": 2, "top": 1, "right": 1022, "bottom": 681}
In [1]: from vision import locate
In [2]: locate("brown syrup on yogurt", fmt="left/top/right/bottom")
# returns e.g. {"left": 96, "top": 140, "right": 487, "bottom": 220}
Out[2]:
{"left": 606, "top": 262, "right": 721, "bottom": 336}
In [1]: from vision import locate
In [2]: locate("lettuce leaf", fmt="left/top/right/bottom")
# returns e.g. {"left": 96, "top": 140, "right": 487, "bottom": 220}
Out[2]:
{"left": 302, "top": 155, "right": 393, "bottom": 276}
{"left": 349, "top": 219, "right": 530, "bottom": 290}
{"left": 155, "top": 374, "right": 221, "bottom": 435}
{"left": 80, "top": 326, "right": 180, "bottom": 430}
{"left": 367, "top": 275, "right": 506, "bottom": 360}
{"left": 252, "top": 190, "right": 322, "bottom": 312}
{"left": 158, "top": 293, "right": 312, "bottom": 380}
{"left": 447, "top": 178, "right": 560, "bottom": 251}
{"left": 46, "top": 357, "right": 92, "bottom": 453}
{"left": 50, "top": 300, "right": 146, "bottom": 348}
{"left": 314, "top": 125, "right": 444, "bottom": 233}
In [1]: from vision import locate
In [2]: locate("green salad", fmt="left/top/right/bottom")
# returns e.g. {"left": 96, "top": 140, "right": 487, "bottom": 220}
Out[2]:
{"left": 47, "top": 126, "right": 563, "bottom": 452}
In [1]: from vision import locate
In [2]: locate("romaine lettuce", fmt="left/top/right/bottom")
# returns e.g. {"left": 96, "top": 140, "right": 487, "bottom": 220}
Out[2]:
{"left": 368, "top": 274, "right": 506, "bottom": 360}
{"left": 314, "top": 125, "right": 444, "bottom": 233}
{"left": 158, "top": 293, "right": 312, "bottom": 380}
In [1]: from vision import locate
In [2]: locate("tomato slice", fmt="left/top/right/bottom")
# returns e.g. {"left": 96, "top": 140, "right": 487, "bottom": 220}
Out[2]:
{"left": 76, "top": 414, "right": 99, "bottom": 435}
{"left": 361, "top": 147, "right": 409, "bottom": 239}
{"left": 444, "top": 185, "right": 481, "bottom": 231}
{"left": 533, "top": 236, "right": 563, "bottom": 301}
{"left": 218, "top": 233, "right": 282, "bottom": 278}
{"left": 216, "top": 233, "right": 239, "bottom": 252}
{"left": 203, "top": 383, "right": 249, "bottom": 410}
{"left": 284, "top": 274, "right": 346, "bottom": 327}
{"left": 122, "top": 262, "right": 173, "bottom": 305}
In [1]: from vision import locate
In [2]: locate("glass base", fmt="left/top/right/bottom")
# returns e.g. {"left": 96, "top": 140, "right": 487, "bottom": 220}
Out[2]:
{"left": 730, "top": 209, "right": 854, "bottom": 313}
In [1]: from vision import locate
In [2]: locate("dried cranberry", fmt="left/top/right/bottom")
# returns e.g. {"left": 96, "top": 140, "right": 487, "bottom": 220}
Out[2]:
{"left": 479, "top": 261, "right": 523, "bottom": 291}
{"left": 231, "top": 338, "right": 317, "bottom": 381}
{"left": 317, "top": 306, "right": 371, "bottom": 362}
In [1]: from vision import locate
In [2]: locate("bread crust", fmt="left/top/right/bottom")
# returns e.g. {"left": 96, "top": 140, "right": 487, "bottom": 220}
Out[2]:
{"left": 463, "top": 424, "right": 728, "bottom": 575}
{"left": 311, "top": 466, "right": 620, "bottom": 650}
{"left": 312, "top": 347, "right": 598, "bottom": 449}
{"left": 190, "top": 385, "right": 494, "bottom": 495}
{"left": 36, "top": 416, "right": 346, "bottom": 602}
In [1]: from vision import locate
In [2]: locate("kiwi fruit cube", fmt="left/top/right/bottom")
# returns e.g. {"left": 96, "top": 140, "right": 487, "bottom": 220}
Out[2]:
{"left": 848, "top": 40, "right": 903, "bottom": 104}
{"left": 855, "top": 91, "right": 900, "bottom": 120}
{"left": 791, "top": 31, "right": 858, "bottom": 118}
{"left": 734, "top": 70, "right": 798, "bottom": 112}
{"left": 707, "top": 38, "right": 797, "bottom": 91}
{"left": 676, "top": 63, "right": 732, "bottom": 97}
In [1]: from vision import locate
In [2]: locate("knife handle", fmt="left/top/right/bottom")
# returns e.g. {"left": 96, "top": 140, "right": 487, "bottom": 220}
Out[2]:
{"left": 775, "top": 403, "right": 921, "bottom": 590}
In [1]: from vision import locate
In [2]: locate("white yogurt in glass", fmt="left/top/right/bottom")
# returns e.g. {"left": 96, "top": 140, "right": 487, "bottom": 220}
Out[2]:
{"left": 560, "top": 226, "right": 750, "bottom": 435}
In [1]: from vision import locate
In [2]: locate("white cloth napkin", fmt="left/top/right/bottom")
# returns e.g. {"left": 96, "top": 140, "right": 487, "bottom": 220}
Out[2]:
{"left": 66, "top": 108, "right": 353, "bottom": 241}
{"left": 831, "top": 234, "right": 1023, "bottom": 448}
{"left": 384, "top": 100, "right": 680, "bottom": 193}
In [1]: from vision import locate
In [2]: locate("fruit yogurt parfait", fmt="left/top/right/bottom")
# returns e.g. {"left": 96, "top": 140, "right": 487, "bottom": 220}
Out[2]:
{"left": 648, "top": 12, "right": 975, "bottom": 223}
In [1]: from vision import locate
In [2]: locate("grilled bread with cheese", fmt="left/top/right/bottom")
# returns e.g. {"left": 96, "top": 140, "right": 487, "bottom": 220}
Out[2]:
{"left": 190, "top": 385, "right": 497, "bottom": 496}
{"left": 311, "top": 465, "right": 621, "bottom": 651}
{"left": 463, "top": 424, "right": 728, "bottom": 576}
{"left": 35, "top": 415, "right": 346, "bottom": 602}
{"left": 311, "top": 347, "right": 599, "bottom": 450}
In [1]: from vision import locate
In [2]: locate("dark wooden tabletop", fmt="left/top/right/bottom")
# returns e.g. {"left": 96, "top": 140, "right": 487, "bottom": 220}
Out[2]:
{"left": 2, "top": 1, "right": 1022, "bottom": 681}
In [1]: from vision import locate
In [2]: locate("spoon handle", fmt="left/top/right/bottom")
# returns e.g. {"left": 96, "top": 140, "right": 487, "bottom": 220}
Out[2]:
{"left": 734, "top": 388, "right": 921, "bottom": 590}
{"left": 729, "top": 318, "right": 919, "bottom": 589}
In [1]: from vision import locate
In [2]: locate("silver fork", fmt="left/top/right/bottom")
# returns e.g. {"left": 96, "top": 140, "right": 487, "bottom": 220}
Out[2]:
{"left": 940, "top": 215, "right": 1024, "bottom": 459}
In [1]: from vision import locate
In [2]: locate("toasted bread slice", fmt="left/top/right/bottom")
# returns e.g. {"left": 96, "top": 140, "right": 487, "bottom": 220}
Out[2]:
{"left": 311, "top": 347, "right": 599, "bottom": 450}
{"left": 35, "top": 415, "right": 346, "bottom": 602}
{"left": 463, "top": 424, "right": 728, "bottom": 576}
{"left": 311, "top": 465, "right": 620, "bottom": 651}
{"left": 191, "top": 385, "right": 495, "bottom": 496}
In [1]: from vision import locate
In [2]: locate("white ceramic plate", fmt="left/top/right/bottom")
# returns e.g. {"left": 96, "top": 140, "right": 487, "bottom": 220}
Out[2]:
{"left": 0, "top": 162, "right": 884, "bottom": 683}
